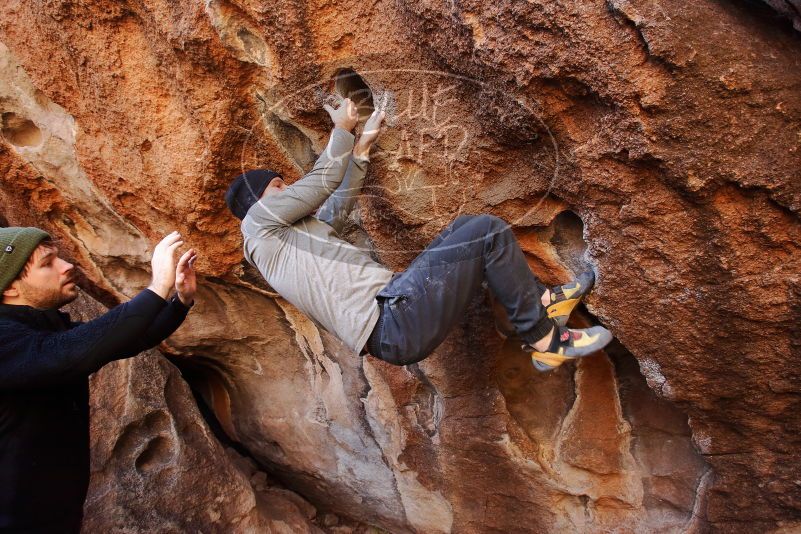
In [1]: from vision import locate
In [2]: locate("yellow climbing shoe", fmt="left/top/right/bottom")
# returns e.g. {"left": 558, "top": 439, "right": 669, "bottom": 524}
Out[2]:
{"left": 546, "top": 270, "right": 595, "bottom": 327}
{"left": 525, "top": 325, "right": 612, "bottom": 372}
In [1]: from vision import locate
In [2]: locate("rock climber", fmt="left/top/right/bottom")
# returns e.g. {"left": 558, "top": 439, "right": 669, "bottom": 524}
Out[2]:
{"left": 0, "top": 228, "right": 197, "bottom": 532}
{"left": 225, "top": 97, "right": 612, "bottom": 371}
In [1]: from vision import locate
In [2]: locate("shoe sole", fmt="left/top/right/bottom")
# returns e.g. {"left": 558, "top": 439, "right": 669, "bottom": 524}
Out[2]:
{"left": 531, "top": 358, "right": 556, "bottom": 372}
{"left": 530, "top": 325, "right": 612, "bottom": 372}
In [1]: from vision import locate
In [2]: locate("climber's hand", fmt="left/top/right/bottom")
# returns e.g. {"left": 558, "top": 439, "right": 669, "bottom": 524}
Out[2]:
{"left": 147, "top": 231, "right": 183, "bottom": 300}
{"left": 324, "top": 98, "right": 359, "bottom": 132}
{"left": 354, "top": 108, "right": 386, "bottom": 160}
{"left": 175, "top": 248, "right": 197, "bottom": 307}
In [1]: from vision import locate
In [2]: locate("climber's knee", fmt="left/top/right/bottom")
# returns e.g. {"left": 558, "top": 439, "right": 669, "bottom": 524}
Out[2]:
{"left": 449, "top": 214, "right": 477, "bottom": 229}
{"left": 447, "top": 214, "right": 513, "bottom": 247}
{"left": 471, "top": 214, "right": 512, "bottom": 244}
{"left": 473, "top": 213, "right": 507, "bottom": 229}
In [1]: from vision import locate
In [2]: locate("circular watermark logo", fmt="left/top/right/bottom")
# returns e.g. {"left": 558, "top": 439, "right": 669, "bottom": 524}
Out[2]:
{"left": 236, "top": 67, "right": 560, "bottom": 265}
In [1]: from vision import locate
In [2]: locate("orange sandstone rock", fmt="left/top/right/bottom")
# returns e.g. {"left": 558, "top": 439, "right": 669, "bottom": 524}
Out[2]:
{"left": 0, "top": 0, "right": 800, "bottom": 532}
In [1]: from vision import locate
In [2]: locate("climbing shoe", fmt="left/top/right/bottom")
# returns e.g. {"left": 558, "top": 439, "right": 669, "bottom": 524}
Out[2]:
{"left": 524, "top": 324, "right": 613, "bottom": 372}
{"left": 546, "top": 270, "right": 595, "bottom": 327}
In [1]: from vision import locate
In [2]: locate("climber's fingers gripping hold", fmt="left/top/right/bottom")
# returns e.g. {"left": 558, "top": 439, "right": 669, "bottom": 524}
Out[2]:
{"left": 324, "top": 98, "right": 359, "bottom": 132}
{"left": 360, "top": 108, "right": 386, "bottom": 147}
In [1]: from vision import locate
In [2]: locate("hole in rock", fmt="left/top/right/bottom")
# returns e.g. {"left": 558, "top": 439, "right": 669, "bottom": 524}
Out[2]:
{"left": 168, "top": 357, "right": 294, "bottom": 489}
{"left": 1, "top": 112, "right": 42, "bottom": 147}
{"left": 333, "top": 68, "right": 374, "bottom": 119}
{"left": 171, "top": 359, "right": 237, "bottom": 440}
{"left": 134, "top": 436, "right": 173, "bottom": 474}
{"left": 550, "top": 210, "right": 588, "bottom": 273}
{"left": 608, "top": 339, "right": 709, "bottom": 523}
{"left": 168, "top": 357, "right": 261, "bottom": 460}
{"left": 236, "top": 27, "right": 270, "bottom": 67}
{"left": 111, "top": 409, "right": 172, "bottom": 460}
{"left": 261, "top": 111, "right": 317, "bottom": 171}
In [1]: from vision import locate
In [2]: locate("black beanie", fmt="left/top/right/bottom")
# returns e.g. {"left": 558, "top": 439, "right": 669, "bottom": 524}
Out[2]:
{"left": 224, "top": 169, "right": 281, "bottom": 220}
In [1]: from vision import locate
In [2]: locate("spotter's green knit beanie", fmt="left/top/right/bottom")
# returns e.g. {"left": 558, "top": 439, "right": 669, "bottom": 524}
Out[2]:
{"left": 0, "top": 227, "right": 51, "bottom": 293}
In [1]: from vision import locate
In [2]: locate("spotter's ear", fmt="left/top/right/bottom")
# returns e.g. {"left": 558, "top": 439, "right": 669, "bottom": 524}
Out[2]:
{"left": 2, "top": 280, "right": 20, "bottom": 301}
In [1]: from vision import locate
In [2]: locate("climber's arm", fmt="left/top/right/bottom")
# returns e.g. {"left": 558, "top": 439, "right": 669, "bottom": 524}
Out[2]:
{"left": 243, "top": 128, "right": 355, "bottom": 234}
{"left": 314, "top": 155, "right": 369, "bottom": 234}
{"left": 315, "top": 109, "right": 386, "bottom": 235}
{"left": 242, "top": 100, "right": 359, "bottom": 236}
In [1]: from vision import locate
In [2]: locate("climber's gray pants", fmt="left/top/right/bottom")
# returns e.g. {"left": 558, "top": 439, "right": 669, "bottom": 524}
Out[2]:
{"left": 367, "top": 214, "right": 552, "bottom": 366}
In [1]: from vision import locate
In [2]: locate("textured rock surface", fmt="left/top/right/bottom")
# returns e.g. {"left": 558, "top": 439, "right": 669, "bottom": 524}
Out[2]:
{"left": 62, "top": 294, "right": 324, "bottom": 533}
{"left": 0, "top": 0, "right": 800, "bottom": 532}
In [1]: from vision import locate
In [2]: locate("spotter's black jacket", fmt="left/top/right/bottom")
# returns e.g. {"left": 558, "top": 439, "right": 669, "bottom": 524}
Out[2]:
{"left": 0, "top": 289, "right": 190, "bottom": 533}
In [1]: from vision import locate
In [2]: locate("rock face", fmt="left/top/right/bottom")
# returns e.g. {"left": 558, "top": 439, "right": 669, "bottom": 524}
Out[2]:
{"left": 85, "top": 352, "right": 321, "bottom": 533}
{"left": 64, "top": 294, "right": 324, "bottom": 533}
{"left": 0, "top": 0, "right": 800, "bottom": 533}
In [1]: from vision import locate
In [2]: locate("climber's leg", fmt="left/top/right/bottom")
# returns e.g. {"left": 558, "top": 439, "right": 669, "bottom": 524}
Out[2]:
{"left": 369, "top": 214, "right": 553, "bottom": 365}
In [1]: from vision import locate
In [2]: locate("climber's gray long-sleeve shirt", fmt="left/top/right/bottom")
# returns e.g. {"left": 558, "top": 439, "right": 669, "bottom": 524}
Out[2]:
{"left": 242, "top": 128, "right": 393, "bottom": 353}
